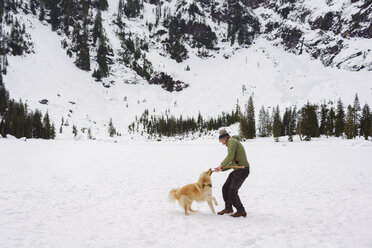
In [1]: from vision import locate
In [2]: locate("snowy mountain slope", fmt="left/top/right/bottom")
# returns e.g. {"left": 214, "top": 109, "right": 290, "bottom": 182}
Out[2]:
{"left": 1, "top": 0, "right": 372, "bottom": 139}
{"left": 4, "top": 12, "right": 372, "bottom": 140}
{"left": 255, "top": 0, "right": 372, "bottom": 71}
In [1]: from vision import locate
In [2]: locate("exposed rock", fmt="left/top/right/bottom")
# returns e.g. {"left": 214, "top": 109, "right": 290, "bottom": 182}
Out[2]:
{"left": 39, "top": 99, "right": 49, "bottom": 105}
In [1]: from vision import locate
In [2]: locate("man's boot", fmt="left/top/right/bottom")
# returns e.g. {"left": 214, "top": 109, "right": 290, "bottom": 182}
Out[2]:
{"left": 231, "top": 211, "right": 247, "bottom": 218}
{"left": 217, "top": 209, "right": 233, "bottom": 215}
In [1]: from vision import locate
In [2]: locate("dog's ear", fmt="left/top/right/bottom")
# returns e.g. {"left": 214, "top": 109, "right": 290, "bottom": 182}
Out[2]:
{"left": 207, "top": 168, "right": 213, "bottom": 176}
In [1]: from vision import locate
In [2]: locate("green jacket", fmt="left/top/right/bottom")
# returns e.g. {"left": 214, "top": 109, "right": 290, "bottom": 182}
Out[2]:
{"left": 221, "top": 135, "right": 249, "bottom": 171}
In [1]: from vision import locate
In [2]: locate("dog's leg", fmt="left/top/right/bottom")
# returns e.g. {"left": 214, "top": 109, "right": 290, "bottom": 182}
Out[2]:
{"left": 213, "top": 197, "right": 218, "bottom": 206}
{"left": 179, "top": 195, "right": 192, "bottom": 215}
{"left": 189, "top": 204, "right": 198, "bottom": 212}
{"left": 207, "top": 200, "right": 216, "bottom": 214}
{"left": 184, "top": 205, "right": 189, "bottom": 215}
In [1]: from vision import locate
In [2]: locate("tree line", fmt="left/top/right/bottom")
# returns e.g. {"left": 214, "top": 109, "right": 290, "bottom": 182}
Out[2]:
{"left": 0, "top": 67, "right": 55, "bottom": 139}
{"left": 128, "top": 105, "right": 241, "bottom": 138}
{"left": 128, "top": 94, "right": 372, "bottom": 141}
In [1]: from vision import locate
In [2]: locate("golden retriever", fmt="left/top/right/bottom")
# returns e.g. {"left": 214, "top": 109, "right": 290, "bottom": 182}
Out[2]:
{"left": 169, "top": 168, "right": 218, "bottom": 215}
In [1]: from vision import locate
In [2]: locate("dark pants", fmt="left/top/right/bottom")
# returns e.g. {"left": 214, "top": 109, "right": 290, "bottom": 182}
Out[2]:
{"left": 222, "top": 167, "right": 250, "bottom": 212}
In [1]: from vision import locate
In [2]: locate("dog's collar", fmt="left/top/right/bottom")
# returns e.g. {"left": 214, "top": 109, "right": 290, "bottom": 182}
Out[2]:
{"left": 202, "top": 183, "right": 212, "bottom": 189}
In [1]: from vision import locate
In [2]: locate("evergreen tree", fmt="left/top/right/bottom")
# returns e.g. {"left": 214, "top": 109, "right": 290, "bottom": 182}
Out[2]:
{"left": 50, "top": 0, "right": 60, "bottom": 31}
{"left": 287, "top": 107, "right": 297, "bottom": 142}
{"left": 32, "top": 110, "right": 43, "bottom": 138}
{"left": 0, "top": 68, "right": 9, "bottom": 116}
{"left": 353, "top": 93, "right": 361, "bottom": 136}
{"left": 62, "top": 0, "right": 73, "bottom": 35}
{"left": 239, "top": 96, "right": 255, "bottom": 139}
{"left": 72, "top": 125, "right": 78, "bottom": 138}
{"left": 319, "top": 102, "right": 328, "bottom": 135}
{"left": 92, "top": 11, "right": 103, "bottom": 46}
{"left": 95, "top": 0, "right": 109, "bottom": 11}
{"left": 124, "top": 0, "right": 142, "bottom": 18}
{"left": 258, "top": 106, "right": 269, "bottom": 137}
{"left": 108, "top": 118, "right": 116, "bottom": 137}
{"left": 0, "top": 119, "right": 4, "bottom": 137}
{"left": 344, "top": 105, "right": 356, "bottom": 139}
{"left": 75, "top": 24, "right": 90, "bottom": 71}
{"left": 93, "top": 36, "right": 109, "bottom": 80}
{"left": 325, "top": 106, "right": 335, "bottom": 137}
{"left": 24, "top": 112, "right": 33, "bottom": 138}
{"left": 72, "top": 22, "right": 82, "bottom": 52}
{"left": 88, "top": 127, "right": 93, "bottom": 139}
{"left": 335, "top": 99, "right": 345, "bottom": 137}
{"left": 243, "top": 96, "right": 255, "bottom": 139}
{"left": 117, "top": 0, "right": 125, "bottom": 23}
{"left": 39, "top": 0, "right": 45, "bottom": 21}
{"left": 30, "top": 0, "right": 37, "bottom": 15}
{"left": 43, "top": 111, "right": 51, "bottom": 139}
{"left": 300, "top": 102, "right": 319, "bottom": 141}
{"left": 50, "top": 123, "right": 56, "bottom": 139}
{"left": 0, "top": 0, "right": 3, "bottom": 23}
{"left": 272, "top": 105, "right": 282, "bottom": 142}
{"left": 266, "top": 108, "right": 272, "bottom": 137}
{"left": 282, "top": 107, "right": 290, "bottom": 136}
{"left": 360, "top": 103, "right": 370, "bottom": 140}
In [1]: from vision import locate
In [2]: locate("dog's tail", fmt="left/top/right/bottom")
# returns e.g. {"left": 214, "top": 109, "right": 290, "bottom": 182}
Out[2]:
{"left": 168, "top": 188, "right": 180, "bottom": 202}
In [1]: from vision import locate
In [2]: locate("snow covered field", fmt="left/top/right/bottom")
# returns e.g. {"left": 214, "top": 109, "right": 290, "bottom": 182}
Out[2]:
{"left": 1, "top": 137, "right": 372, "bottom": 248}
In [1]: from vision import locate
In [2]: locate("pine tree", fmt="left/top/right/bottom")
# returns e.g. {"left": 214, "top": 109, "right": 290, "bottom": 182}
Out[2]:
{"left": 319, "top": 102, "right": 328, "bottom": 135}
{"left": 0, "top": 119, "right": 4, "bottom": 137}
{"left": 92, "top": 11, "right": 103, "bottom": 46}
{"left": 88, "top": 127, "right": 93, "bottom": 139}
{"left": 335, "top": 99, "right": 345, "bottom": 137}
{"left": 24, "top": 112, "right": 33, "bottom": 138}
{"left": 353, "top": 93, "right": 361, "bottom": 136}
{"left": 32, "top": 110, "right": 43, "bottom": 138}
{"left": 300, "top": 102, "right": 319, "bottom": 141}
{"left": 0, "top": 0, "right": 4, "bottom": 23}
{"left": 344, "top": 105, "right": 356, "bottom": 139}
{"left": 287, "top": 107, "right": 297, "bottom": 142}
{"left": 43, "top": 111, "right": 51, "bottom": 139}
{"left": 50, "top": 0, "right": 60, "bottom": 31}
{"left": 246, "top": 95, "right": 255, "bottom": 139}
{"left": 258, "top": 106, "right": 268, "bottom": 137}
{"left": 265, "top": 108, "right": 272, "bottom": 136}
{"left": 0, "top": 67, "right": 9, "bottom": 116}
{"left": 62, "top": 0, "right": 73, "bottom": 35}
{"left": 325, "top": 106, "right": 335, "bottom": 137}
{"left": 93, "top": 36, "right": 109, "bottom": 80}
{"left": 272, "top": 105, "right": 282, "bottom": 142}
{"left": 124, "top": 0, "right": 142, "bottom": 18}
{"left": 39, "top": 0, "right": 45, "bottom": 21}
{"left": 117, "top": 0, "right": 125, "bottom": 25}
{"left": 72, "top": 124, "right": 78, "bottom": 138}
{"left": 95, "top": 0, "right": 109, "bottom": 11}
{"left": 50, "top": 124, "right": 56, "bottom": 139}
{"left": 75, "top": 24, "right": 90, "bottom": 71}
{"left": 108, "top": 118, "right": 116, "bottom": 137}
{"left": 30, "top": 0, "right": 37, "bottom": 15}
{"left": 239, "top": 96, "right": 255, "bottom": 139}
{"left": 282, "top": 108, "right": 289, "bottom": 136}
{"left": 360, "top": 103, "right": 370, "bottom": 140}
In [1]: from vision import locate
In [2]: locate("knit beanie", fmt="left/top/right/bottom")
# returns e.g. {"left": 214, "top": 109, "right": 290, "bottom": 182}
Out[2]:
{"left": 218, "top": 128, "right": 230, "bottom": 140}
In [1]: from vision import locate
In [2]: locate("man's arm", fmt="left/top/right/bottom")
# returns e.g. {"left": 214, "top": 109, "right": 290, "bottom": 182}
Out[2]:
{"left": 220, "top": 140, "right": 237, "bottom": 167}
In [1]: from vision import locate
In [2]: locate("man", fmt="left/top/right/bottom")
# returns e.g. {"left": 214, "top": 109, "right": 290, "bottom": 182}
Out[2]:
{"left": 214, "top": 129, "right": 250, "bottom": 218}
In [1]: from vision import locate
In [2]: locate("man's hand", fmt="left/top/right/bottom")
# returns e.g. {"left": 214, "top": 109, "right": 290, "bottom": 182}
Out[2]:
{"left": 214, "top": 166, "right": 222, "bottom": 172}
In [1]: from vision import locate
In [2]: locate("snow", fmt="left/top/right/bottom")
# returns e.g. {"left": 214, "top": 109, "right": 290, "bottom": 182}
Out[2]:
{"left": 1, "top": 137, "right": 372, "bottom": 248}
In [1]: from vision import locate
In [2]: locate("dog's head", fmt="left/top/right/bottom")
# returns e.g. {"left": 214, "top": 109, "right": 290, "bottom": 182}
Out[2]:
{"left": 198, "top": 168, "right": 213, "bottom": 185}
